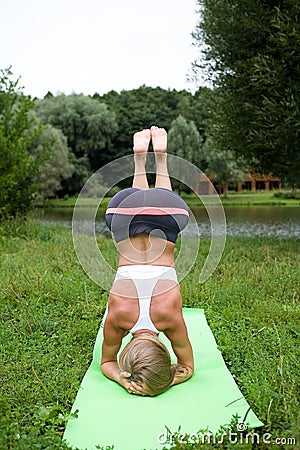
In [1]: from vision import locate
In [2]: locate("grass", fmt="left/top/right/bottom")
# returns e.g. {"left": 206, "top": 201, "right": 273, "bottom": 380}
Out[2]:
{"left": 41, "top": 190, "right": 300, "bottom": 210}
{"left": 181, "top": 190, "right": 300, "bottom": 207}
{"left": 42, "top": 197, "right": 111, "bottom": 209}
{"left": 0, "top": 221, "right": 299, "bottom": 449}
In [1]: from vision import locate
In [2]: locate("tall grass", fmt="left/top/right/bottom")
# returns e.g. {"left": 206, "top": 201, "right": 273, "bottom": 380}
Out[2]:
{"left": 0, "top": 221, "right": 299, "bottom": 449}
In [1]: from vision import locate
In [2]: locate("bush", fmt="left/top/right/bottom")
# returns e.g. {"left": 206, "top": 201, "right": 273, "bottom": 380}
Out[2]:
{"left": 0, "top": 67, "right": 45, "bottom": 217}
{"left": 273, "top": 190, "right": 300, "bottom": 200}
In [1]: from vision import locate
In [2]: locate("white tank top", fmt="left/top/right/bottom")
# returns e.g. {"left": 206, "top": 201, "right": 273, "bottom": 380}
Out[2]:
{"left": 114, "top": 265, "right": 178, "bottom": 334}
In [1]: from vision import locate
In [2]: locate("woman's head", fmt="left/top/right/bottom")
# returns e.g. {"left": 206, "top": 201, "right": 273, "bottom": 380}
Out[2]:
{"left": 119, "top": 335, "right": 175, "bottom": 396}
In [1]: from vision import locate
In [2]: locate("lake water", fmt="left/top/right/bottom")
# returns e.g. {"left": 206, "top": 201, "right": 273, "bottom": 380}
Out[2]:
{"left": 32, "top": 206, "right": 300, "bottom": 239}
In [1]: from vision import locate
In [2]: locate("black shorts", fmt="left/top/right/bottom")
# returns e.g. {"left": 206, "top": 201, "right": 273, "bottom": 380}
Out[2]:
{"left": 105, "top": 188, "right": 189, "bottom": 243}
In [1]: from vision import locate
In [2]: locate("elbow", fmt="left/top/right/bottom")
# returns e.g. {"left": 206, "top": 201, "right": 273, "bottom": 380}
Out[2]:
{"left": 183, "top": 363, "right": 194, "bottom": 381}
{"left": 186, "top": 364, "right": 194, "bottom": 379}
{"left": 100, "top": 359, "right": 110, "bottom": 375}
{"left": 100, "top": 363, "right": 105, "bottom": 376}
{"left": 177, "top": 359, "right": 194, "bottom": 374}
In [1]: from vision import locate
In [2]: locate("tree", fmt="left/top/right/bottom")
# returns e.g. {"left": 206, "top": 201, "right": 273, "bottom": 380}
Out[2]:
{"left": 168, "top": 115, "right": 204, "bottom": 166}
{"left": 34, "top": 94, "right": 118, "bottom": 195}
{"left": 0, "top": 68, "right": 44, "bottom": 217}
{"left": 98, "top": 86, "right": 181, "bottom": 159}
{"left": 32, "top": 125, "right": 74, "bottom": 199}
{"left": 204, "top": 137, "right": 247, "bottom": 197}
{"left": 98, "top": 86, "right": 208, "bottom": 160}
{"left": 193, "top": 0, "right": 300, "bottom": 185}
{"left": 167, "top": 115, "right": 204, "bottom": 193}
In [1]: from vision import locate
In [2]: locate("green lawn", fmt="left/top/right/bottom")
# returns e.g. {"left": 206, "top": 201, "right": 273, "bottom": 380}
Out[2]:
{"left": 0, "top": 221, "right": 299, "bottom": 449}
{"left": 41, "top": 190, "right": 300, "bottom": 210}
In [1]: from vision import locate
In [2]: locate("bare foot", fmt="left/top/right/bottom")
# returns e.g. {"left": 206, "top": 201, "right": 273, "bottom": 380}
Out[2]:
{"left": 133, "top": 129, "right": 151, "bottom": 153}
{"left": 151, "top": 126, "right": 167, "bottom": 153}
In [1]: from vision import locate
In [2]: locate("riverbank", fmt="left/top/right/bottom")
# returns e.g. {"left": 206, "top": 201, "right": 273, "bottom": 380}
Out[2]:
{"left": 41, "top": 190, "right": 300, "bottom": 209}
{"left": 1, "top": 222, "right": 299, "bottom": 449}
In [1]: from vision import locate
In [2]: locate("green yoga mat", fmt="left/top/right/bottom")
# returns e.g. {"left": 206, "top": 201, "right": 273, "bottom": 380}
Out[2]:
{"left": 63, "top": 308, "right": 263, "bottom": 450}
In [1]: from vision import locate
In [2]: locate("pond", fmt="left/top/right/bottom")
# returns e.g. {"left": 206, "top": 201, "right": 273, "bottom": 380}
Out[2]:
{"left": 32, "top": 206, "right": 300, "bottom": 239}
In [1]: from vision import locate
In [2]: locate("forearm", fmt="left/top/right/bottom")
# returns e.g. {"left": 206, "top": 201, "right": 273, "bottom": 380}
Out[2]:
{"left": 101, "top": 361, "right": 133, "bottom": 393}
{"left": 101, "top": 361, "right": 121, "bottom": 383}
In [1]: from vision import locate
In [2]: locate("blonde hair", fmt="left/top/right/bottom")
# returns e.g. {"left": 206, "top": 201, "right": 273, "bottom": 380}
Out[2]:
{"left": 119, "top": 335, "right": 176, "bottom": 396}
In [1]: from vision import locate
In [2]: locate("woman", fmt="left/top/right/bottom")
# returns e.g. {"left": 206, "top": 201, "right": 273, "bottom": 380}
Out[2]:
{"left": 101, "top": 126, "right": 194, "bottom": 396}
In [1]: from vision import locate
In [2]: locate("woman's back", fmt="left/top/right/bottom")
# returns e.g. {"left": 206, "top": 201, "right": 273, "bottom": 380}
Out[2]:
{"left": 116, "top": 233, "right": 176, "bottom": 266}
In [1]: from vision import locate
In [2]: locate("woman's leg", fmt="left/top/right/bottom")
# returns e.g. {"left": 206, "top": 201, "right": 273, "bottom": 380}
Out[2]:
{"left": 132, "top": 129, "right": 150, "bottom": 189}
{"left": 151, "top": 126, "right": 172, "bottom": 191}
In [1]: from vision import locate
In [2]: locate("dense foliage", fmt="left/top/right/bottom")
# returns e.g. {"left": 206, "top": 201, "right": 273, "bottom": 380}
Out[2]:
{"left": 97, "top": 86, "right": 207, "bottom": 156}
{"left": 0, "top": 68, "right": 44, "bottom": 216}
{"left": 193, "top": 0, "right": 300, "bottom": 186}
{"left": 203, "top": 137, "right": 248, "bottom": 196}
{"left": 34, "top": 86, "right": 208, "bottom": 197}
{"left": 35, "top": 93, "right": 118, "bottom": 195}
{"left": 33, "top": 125, "right": 74, "bottom": 199}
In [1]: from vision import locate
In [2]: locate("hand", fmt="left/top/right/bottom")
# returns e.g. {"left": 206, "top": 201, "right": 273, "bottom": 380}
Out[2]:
{"left": 118, "top": 371, "right": 133, "bottom": 392}
{"left": 119, "top": 372, "right": 150, "bottom": 396}
{"left": 130, "top": 380, "right": 151, "bottom": 396}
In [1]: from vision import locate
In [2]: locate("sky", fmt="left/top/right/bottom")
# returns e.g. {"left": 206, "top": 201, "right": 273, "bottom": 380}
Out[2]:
{"left": 0, "top": 0, "right": 201, "bottom": 98}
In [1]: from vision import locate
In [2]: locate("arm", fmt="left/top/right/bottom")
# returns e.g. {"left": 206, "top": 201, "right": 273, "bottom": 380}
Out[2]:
{"left": 101, "top": 310, "right": 133, "bottom": 392}
{"left": 164, "top": 310, "right": 194, "bottom": 386}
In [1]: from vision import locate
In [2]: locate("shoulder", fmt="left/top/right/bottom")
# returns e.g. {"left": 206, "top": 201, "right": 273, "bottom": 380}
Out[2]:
{"left": 105, "top": 289, "right": 137, "bottom": 332}
{"left": 106, "top": 292, "right": 128, "bottom": 324}
{"left": 151, "top": 282, "right": 183, "bottom": 331}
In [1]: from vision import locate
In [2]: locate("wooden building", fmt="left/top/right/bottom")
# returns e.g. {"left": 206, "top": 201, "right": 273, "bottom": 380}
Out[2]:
{"left": 194, "top": 172, "right": 282, "bottom": 195}
{"left": 236, "top": 173, "right": 282, "bottom": 192}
